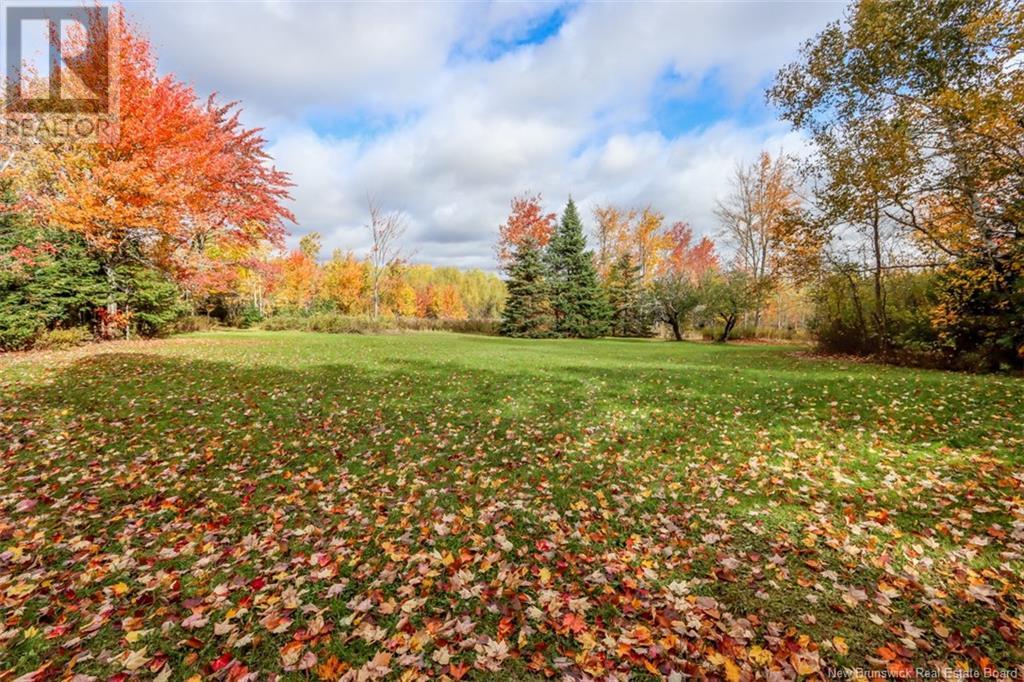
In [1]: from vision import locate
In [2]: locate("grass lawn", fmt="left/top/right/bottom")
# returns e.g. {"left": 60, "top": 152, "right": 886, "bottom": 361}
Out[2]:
{"left": 1, "top": 330, "right": 1022, "bottom": 679}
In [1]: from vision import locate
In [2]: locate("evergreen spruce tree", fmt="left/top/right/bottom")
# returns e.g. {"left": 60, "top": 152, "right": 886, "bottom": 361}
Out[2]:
{"left": 499, "top": 239, "right": 554, "bottom": 338}
{"left": 546, "top": 198, "right": 611, "bottom": 338}
{"left": 0, "top": 180, "right": 108, "bottom": 350}
{"left": 605, "top": 253, "right": 649, "bottom": 337}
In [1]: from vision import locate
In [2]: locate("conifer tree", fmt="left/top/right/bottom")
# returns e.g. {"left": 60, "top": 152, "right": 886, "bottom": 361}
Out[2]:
{"left": 605, "top": 253, "right": 649, "bottom": 337}
{"left": 546, "top": 198, "right": 610, "bottom": 338}
{"left": 499, "top": 239, "right": 554, "bottom": 338}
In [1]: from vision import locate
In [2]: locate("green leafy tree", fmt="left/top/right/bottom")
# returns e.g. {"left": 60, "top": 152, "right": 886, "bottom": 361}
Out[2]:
{"left": 649, "top": 273, "right": 701, "bottom": 341}
{"left": 500, "top": 239, "right": 554, "bottom": 338}
{"left": 700, "top": 271, "right": 756, "bottom": 343}
{"left": 546, "top": 198, "right": 610, "bottom": 338}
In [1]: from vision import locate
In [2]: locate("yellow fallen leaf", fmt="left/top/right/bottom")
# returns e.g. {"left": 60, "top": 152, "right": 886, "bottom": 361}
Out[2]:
{"left": 833, "top": 635, "right": 849, "bottom": 656}
{"left": 7, "top": 582, "right": 36, "bottom": 598}
{"left": 539, "top": 567, "right": 551, "bottom": 584}
{"left": 724, "top": 658, "right": 741, "bottom": 682}
{"left": 749, "top": 644, "right": 772, "bottom": 666}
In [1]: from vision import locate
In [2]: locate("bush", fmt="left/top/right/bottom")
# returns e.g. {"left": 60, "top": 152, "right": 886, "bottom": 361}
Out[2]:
{"left": 259, "top": 313, "right": 499, "bottom": 336}
{"left": 170, "top": 315, "right": 219, "bottom": 334}
{"left": 32, "top": 326, "right": 94, "bottom": 350}
{"left": 0, "top": 319, "right": 41, "bottom": 351}
{"left": 260, "top": 314, "right": 307, "bottom": 331}
{"left": 697, "top": 325, "right": 805, "bottom": 342}
{"left": 810, "top": 269, "right": 941, "bottom": 357}
{"left": 233, "top": 306, "right": 264, "bottom": 328}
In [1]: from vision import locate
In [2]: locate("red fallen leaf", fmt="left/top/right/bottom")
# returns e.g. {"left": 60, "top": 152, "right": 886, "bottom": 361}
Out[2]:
{"left": 498, "top": 616, "right": 515, "bottom": 640}
{"left": 227, "top": 664, "right": 251, "bottom": 681}
{"left": 109, "top": 675, "right": 128, "bottom": 682}
{"left": 210, "top": 652, "right": 234, "bottom": 672}
{"left": 886, "top": 661, "right": 914, "bottom": 677}
{"left": 876, "top": 645, "right": 898, "bottom": 661}
{"left": 46, "top": 624, "right": 71, "bottom": 639}
{"left": 449, "top": 662, "right": 470, "bottom": 680}
{"left": 562, "top": 612, "right": 586, "bottom": 634}
{"left": 714, "top": 567, "right": 737, "bottom": 582}
{"left": 868, "top": 509, "right": 890, "bottom": 523}
{"left": 250, "top": 577, "right": 267, "bottom": 591}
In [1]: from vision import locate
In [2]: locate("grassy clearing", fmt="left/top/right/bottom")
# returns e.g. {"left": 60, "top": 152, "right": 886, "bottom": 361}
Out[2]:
{"left": 1, "top": 331, "right": 1022, "bottom": 678}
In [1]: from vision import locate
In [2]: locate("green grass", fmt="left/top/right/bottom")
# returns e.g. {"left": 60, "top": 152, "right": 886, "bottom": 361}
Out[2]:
{"left": 1, "top": 331, "right": 1022, "bottom": 678}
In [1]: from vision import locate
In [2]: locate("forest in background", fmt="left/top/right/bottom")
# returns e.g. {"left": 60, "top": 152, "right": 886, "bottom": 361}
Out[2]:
{"left": 1, "top": 0, "right": 1022, "bottom": 370}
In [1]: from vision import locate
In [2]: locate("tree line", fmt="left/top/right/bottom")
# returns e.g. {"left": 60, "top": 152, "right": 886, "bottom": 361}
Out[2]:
{"left": 496, "top": 194, "right": 759, "bottom": 342}
{"left": 0, "top": 10, "right": 503, "bottom": 350}
{"left": 2, "top": 0, "right": 1019, "bottom": 369}
{"left": 500, "top": 0, "right": 1024, "bottom": 370}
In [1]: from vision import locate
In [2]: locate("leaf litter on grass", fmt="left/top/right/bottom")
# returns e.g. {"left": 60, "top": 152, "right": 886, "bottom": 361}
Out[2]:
{"left": 0, "top": 331, "right": 1022, "bottom": 680}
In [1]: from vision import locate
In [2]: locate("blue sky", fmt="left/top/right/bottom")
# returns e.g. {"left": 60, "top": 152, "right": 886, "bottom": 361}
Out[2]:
{"left": 126, "top": 0, "right": 845, "bottom": 270}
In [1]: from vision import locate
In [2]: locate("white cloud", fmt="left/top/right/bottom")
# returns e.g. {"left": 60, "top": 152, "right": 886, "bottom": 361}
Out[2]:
{"left": 125, "top": 0, "right": 844, "bottom": 269}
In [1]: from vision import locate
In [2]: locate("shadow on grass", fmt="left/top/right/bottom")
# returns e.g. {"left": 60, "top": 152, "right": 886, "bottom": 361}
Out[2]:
{"left": 2, "top": 347, "right": 1023, "bottom": 669}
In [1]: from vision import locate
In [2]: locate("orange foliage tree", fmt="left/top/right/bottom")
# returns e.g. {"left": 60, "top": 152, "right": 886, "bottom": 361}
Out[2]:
{"left": 496, "top": 193, "right": 556, "bottom": 271}
{"left": 276, "top": 250, "right": 319, "bottom": 310}
{"left": 19, "top": 8, "right": 293, "bottom": 288}
{"left": 320, "top": 250, "right": 368, "bottom": 314}
{"left": 661, "top": 221, "right": 718, "bottom": 282}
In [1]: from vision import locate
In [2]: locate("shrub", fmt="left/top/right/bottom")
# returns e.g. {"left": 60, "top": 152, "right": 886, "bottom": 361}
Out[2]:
{"left": 259, "top": 313, "right": 498, "bottom": 336}
{"left": 698, "top": 325, "right": 804, "bottom": 342}
{"left": 233, "top": 306, "right": 264, "bottom": 328}
{"left": 810, "top": 269, "right": 941, "bottom": 357}
{"left": 32, "top": 326, "right": 94, "bottom": 350}
{"left": 260, "top": 314, "right": 307, "bottom": 331}
{"left": 0, "top": 321, "right": 42, "bottom": 351}
{"left": 170, "top": 315, "right": 219, "bottom": 334}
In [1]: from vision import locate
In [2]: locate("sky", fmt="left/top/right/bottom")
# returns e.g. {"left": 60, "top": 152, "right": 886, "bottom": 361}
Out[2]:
{"left": 125, "top": 0, "right": 846, "bottom": 270}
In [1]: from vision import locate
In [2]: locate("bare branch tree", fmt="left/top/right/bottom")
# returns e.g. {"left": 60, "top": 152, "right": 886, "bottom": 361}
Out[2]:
{"left": 365, "top": 196, "right": 408, "bottom": 319}
{"left": 715, "top": 152, "right": 799, "bottom": 328}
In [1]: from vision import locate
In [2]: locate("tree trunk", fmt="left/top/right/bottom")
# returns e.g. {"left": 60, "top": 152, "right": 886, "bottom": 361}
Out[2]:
{"left": 103, "top": 263, "right": 118, "bottom": 338}
{"left": 669, "top": 317, "right": 682, "bottom": 341}
{"left": 371, "top": 277, "right": 380, "bottom": 319}
{"left": 840, "top": 266, "right": 869, "bottom": 351}
{"left": 718, "top": 314, "right": 737, "bottom": 342}
{"left": 104, "top": 264, "right": 118, "bottom": 316}
{"left": 870, "top": 208, "right": 889, "bottom": 352}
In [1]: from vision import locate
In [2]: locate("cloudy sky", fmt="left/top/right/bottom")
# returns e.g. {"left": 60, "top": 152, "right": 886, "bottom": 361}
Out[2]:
{"left": 126, "top": 1, "right": 845, "bottom": 270}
